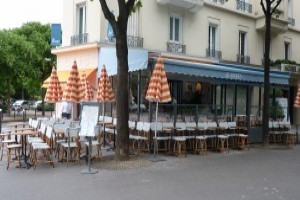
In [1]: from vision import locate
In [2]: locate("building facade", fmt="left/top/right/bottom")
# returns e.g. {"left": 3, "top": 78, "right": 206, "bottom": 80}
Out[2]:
{"left": 50, "top": 0, "right": 300, "bottom": 138}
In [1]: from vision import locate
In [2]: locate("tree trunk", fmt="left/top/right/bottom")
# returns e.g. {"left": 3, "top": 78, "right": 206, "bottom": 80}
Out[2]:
{"left": 262, "top": 13, "right": 271, "bottom": 146}
{"left": 115, "top": 27, "right": 130, "bottom": 160}
{"left": 6, "top": 79, "right": 11, "bottom": 116}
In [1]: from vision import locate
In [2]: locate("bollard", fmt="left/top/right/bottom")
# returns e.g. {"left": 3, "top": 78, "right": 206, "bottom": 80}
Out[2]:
{"left": 23, "top": 109, "right": 25, "bottom": 122}
{"left": 14, "top": 110, "right": 16, "bottom": 119}
{"left": 35, "top": 108, "right": 37, "bottom": 119}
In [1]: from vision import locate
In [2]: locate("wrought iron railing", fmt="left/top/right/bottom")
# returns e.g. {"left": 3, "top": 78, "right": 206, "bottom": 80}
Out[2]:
{"left": 211, "top": 0, "right": 225, "bottom": 5}
{"left": 236, "top": 0, "right": 252, "bottom": 13}
{"left": 288, "top": 17, "right": 295, "bottom": 26}
{"left": 167, "top": 42, "right": 186, "bottom": 54}
{"left": 237, "top": 54, "right": 250, "bottom": 64}
{"left": 206, "top": 49, "right": 222, "bottom": 60}
{"left": 106, "top": 35, "right": 143, "bottom": 48}
{"left": 70, "top": 33, "right": 88, "bottom": 46}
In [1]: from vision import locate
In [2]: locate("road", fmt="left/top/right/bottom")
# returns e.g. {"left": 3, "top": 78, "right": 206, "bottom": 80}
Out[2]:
{"left": 0, "top": 139, "right": 299, "bottom": 200}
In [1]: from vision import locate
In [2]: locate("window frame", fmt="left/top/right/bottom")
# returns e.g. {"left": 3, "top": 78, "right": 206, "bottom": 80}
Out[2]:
{"left": 208, "top": 24, "right": 219, "bottom": 51}
{"left": 169, "top": 14, "right": 182, "bottom": 43}
{"left": 239, "top": 31, "right": 247, "bottom": 56}
{"left": 76, "top": 3, "right": 86, "bottom": 36}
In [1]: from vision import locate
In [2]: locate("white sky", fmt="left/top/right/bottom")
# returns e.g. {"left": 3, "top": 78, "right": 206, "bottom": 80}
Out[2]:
{"left": 0, "top": 0, "right": 63, "bottom": 30}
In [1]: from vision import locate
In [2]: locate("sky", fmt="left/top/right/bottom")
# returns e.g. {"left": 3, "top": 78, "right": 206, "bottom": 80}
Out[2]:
{"left": 0, "top": 0, "right": 63, "bottom": 30}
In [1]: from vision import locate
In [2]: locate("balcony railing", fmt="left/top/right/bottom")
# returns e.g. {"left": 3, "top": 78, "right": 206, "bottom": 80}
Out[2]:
{"left": 288, "top": 17, "right": 295, "bottom": 26}
{"left": 106, "top": 35, "right": 143, "bottom": 48}
{"left": 70, "top": 33, "right": 88, "bottom": 46}
{"left": 237, "top": 54, "right": 250, "bottom": 64}
{"left": 167, "top": 42, "right": 186, "bottom": 54}
{"left": 211, "top": 0, "right": 225, "bottom": 5}
{"left": 236, "top": 0, "right": 252, "bottom": 13}
{"left": 206, "top": 49, "right": 222, "bottom": 60}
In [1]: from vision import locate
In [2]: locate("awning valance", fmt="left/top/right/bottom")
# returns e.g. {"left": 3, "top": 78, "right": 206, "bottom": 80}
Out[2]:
{"left": 163, "top": 59, "right": 290, "bottom": 85}
{"left": 42, "top": 68, "right": 97, "bottom": 88}
{"left": 98, "top": 46, "right": 148, "bottom": 76}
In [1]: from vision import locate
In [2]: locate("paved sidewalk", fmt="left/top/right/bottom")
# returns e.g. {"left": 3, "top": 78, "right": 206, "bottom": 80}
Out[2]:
{"left": 0, "top": 144, "right": 299, "bottom": 200}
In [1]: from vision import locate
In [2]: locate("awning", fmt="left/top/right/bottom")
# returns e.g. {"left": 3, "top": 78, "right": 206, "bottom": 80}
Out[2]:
{"left": 42, "top": 68, "right": 97, "bottom": 88}
{"left": 98, "top": 46, "right": 148, "bottom": 76}
{"left": 163, "top": 59, "right": 290, "bottom": 85}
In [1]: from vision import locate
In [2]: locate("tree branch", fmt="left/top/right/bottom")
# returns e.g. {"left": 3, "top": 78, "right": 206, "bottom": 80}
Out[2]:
{"left": 126, "top": 0, "right": 136, "bottom": 14}
{"left": 271, "top": 0, "right": 283, "bottom": 15}
{"left": 99, "top": 0, "right": 117, "bottom": 31}
{"left": 260, "top": 0, "right": 267, "bottom": 14}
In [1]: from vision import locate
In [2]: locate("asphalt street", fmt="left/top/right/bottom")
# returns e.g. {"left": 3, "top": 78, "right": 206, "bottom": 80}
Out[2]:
{"left": 1, "top": 135, "right": 299, "bottom": 200}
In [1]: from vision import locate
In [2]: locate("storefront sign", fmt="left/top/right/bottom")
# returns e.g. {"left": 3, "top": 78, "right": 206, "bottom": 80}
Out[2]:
{"left": 225, "top": 72, "right": 242, "bottom": 79}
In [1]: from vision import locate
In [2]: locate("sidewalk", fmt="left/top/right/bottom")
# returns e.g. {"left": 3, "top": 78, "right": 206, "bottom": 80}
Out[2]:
{"left": 0, "top": 145, "right": 299, "bottom": 200}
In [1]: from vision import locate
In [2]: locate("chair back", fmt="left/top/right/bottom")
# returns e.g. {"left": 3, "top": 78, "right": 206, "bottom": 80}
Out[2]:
{"left": 163, "top": 122, "right": 174, "bottom": 129}
{"left": 45, "top": 126, "right": 53, "bottom": 139}
{"left": 143, "top": 122, "right": 151, "bottom": 132}
{"left": 28, "top": 118, "right": 33, "bottom": 127}
{"left": 198, "top": 122, "right": 208, "bottom": 129}
{"left": 268, "top": 121, "right": 274, "bottom": 129}
{"left": 151, "top": 122, "right": 163, "bottom": 131}
{"left": 53, "top": 122, "right": 68, "bottom": 133}
{"left": 39, "top": 123, "right": 47, "bottom": 136}
{"left": 31, "top": 120, "right": 39, "bottom": 130}
{"left": 176, "top": 122, "right": 186, "bottom": 130}
{"left": 228, "top": 122, "right": 236, "bottom": 128}
{"left": 219, "top": 122, "right": 228, "bottom": 129}
{"left": 136, "top": 122, "right": 144, "bottom": 131}
{"left": 186, "top": 122, "right": 197, "bottom": 129}
{"left": 207, "top": 121, "right": 217, "bottom": 128}
{"left": 113, "top": 118, "right": 117, "bottom": 125}
{"left": 128, "top": 121, "right": 136, "bottom": 129}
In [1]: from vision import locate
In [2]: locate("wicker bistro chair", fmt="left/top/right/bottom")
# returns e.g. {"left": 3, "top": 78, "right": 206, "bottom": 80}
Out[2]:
{"left": 205, "top": 122, "right": 218, "bottom": 150}
{"left": 53, "top": 122, "right": 69, "bottom": 159}
{"left": 269, "top": 121, "right": 281, "bottom": 144}
{"left": 217, "top": 122, "right": 229, "bottom": 153}
{"left": 185, "top": 122, "right": 197, "bottom": 151}
{"left": 1, "top": 130, "right": 22, "bottom": 169}
{"left": 30, "top": 126, "right": 55, "bottom": 169}
{"left": 151, "top": 122, "right": 170, "bottom": 154}
{"left": 194, "top": 122, "right": 208, "bottom": 155}
{"left": 280, "top": 121, "right": 297, "bottom": 148}
{"left": 227, "top": 122, "right": 239, "bottom": 147}
{"left": 172, "top": 122, "right": 187, "bottom": 157}
{"left": 136, "top": 122, "right": 151, "bottom": 153}
{"left": 60, "top": 127, "right": 81, "bottom": 166}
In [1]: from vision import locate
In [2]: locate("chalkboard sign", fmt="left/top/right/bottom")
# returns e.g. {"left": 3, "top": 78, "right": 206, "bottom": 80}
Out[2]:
{"left": 79, "top": 102, "right": 100, "bottom": 137}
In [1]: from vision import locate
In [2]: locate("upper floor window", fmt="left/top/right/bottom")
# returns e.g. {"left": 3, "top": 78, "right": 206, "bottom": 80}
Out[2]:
{"left": 238, "top": 31, "right": 250, "bottom": 64}
{"left": 169, "top": 15, "right": 182, "bottom": 43}
{"left": 77, "top": 3, "right": 86, "bottom": 36}
{"left": 208, "top": 25, "right": 218, "bottom": 51}
{"left": 284, "top": 42, "right": 290, "bottom": 60}
{"left": 236, "top": 0, "right": 252, "bottom": 13}
{"left": 211, "top": 0, "right": 225, "bottom": 5}
{"left": 128, "top": 10, "right": 139, "bottom": 37}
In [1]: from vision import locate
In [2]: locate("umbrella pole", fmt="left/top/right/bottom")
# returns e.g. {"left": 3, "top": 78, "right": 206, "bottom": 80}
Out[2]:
{"left": 102, "top": 102, "right": 106, "bottom": 147}
{"left": 154, "top": 101, "right": 158, "bottom": 159}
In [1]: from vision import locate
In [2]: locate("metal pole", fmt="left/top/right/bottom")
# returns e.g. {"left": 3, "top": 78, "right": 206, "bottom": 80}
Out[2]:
{"left": 0, "top": 109, "right": 2, "bottom": 133}
{"left": 137, "top": 70, "right": 141, "bottom": 121}
{"left": 42, "top": 88, "right": 45, "bottom": 116}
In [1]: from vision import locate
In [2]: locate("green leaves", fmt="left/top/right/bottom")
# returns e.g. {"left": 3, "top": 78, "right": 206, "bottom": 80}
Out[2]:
{"left": 0, "top": 22, "right": 53, "bottom": 100}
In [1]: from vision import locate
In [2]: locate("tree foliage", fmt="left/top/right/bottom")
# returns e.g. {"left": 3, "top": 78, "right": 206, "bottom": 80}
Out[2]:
{"left": 0, "top": 22, "right": 54, "bottom": 102}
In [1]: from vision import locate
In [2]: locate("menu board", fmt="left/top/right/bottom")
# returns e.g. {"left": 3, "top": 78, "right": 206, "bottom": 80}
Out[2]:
{"left": 79, "top": 102, "right": 100, "bottom": 137}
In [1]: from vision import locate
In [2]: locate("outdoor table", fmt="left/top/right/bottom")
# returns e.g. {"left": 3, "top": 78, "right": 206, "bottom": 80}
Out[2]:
{"left": 11, "top": 130, "right": 37, "bottom": 168}
{"left": 7, "top": 122, "right": 27, "bottom": 129}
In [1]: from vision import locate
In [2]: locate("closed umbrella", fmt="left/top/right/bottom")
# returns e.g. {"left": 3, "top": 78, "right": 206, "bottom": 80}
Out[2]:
{"left": 62, "top": 61, "right": 81, "bottom": 119}
{"left": 97, "top": 65, "right": 115, "bottom": 147}
{"left": 79, "top": 71, "right": 94, "bottom": 102}
{"left": 44, "top": 67, "right": 63, "bottom": 103}
{"left": 44, "top": 67, "right": 63, "bottom": 118}
{"left": 294, "top": 84, "right": 300, "bottom": 107}
{"left": 146, "top": 56, "right": 171, "bottom": 160}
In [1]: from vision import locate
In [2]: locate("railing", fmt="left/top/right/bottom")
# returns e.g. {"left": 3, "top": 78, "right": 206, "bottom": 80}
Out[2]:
{"left": 236, "top": 0, "right": 252, "bottom": 13}
{"left": 206, "top": 49, "right": 222, "bottom": 60}
{"left": 70, "top": 33, "right": 88, "bottom": 46}
{"left": 106, "top": 35, "right": 143, "bottom": 48}
{"left": 167, "top": 42, "right": 186, "bottom": 54}
{"left": 288, "top": 17, "right": 295, "bottom": 26}
{"left": 211, "top": 0, "right": 225, "bottom": 5}
{"left": 237, "top": 54, "right": 250, "bottom": 64}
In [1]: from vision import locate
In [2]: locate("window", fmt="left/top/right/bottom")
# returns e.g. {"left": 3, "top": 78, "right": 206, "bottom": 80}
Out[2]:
{"left": 77, "top": 3, "right": 86, "bottom": 36}
{"left": 284, "top": 42, "right": 290, "bottom": 60}
{"left": 128, "top": 9, "right": 139, "bottom": 37}
{"left": 208, "top": 25, "right": 218, "bottom": 51}
{"left": 169, "top": 15, "right": 181, "bottom": 42}
{"left": 239, "top": 31, "right": 247, "bottom": 56}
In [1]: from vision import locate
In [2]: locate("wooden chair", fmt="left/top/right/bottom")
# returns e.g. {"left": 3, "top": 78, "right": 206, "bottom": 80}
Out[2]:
{"left": 217, "top": 122, "right": 229, "bottom": 153}
{"left": 194, "top": 122, "right": 208, "bottom": 155}
{"left": 151, "top": 122, "right": 170, "bottom": 154}
{"left": 31, "top": 126, "right": 55, "bottom": 169}
{"left": 60, "top": 127, "right": 80, "bottom": 166}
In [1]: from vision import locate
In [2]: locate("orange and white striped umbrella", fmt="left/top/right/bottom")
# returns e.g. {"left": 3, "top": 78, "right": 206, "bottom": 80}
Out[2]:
{"left": 97, "top": 65, "right": 115, "bottom": 102}
{"left": 44, "top": 67, "right": 63, "bottom": 103}
{"left": 146, "top": 56, "right": 171, "bottom": 103}
{"left": 62, "top": 61, "right": 82, "bottom": 103}
{"left": 79, "top": 71, "right": 94, "bottom": 102}
{"left": 294, "top": 84, "right": 300, "bottom": 107}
